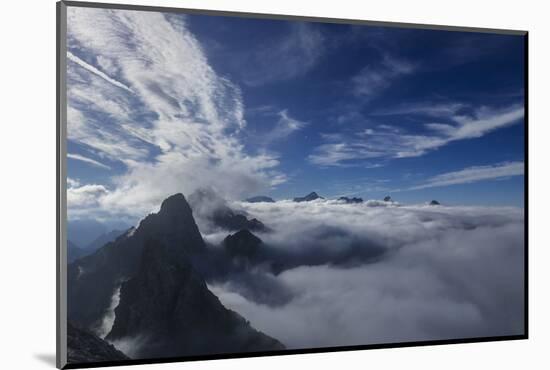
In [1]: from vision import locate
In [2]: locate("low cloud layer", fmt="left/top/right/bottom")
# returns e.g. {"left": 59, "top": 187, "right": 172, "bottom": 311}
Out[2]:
{"left": 208, "top": 200, "right": 524, "bottom": 348}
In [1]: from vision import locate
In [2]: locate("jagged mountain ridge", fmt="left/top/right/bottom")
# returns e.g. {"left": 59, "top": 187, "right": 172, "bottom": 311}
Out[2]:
{"left": 107, "top": 238, "right": 284, "bottom": 358}
{"left": 68, "top": 193, "right": 284, "bottom": 361}
{"left": 68, "top": 194, "right": 206, "bottom": 330}
{"left": 224, "top": 229, "right": 263, "bottom": 259}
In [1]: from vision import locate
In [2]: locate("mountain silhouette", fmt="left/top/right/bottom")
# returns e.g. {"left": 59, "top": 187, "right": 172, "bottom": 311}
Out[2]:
{"left": 106, "top": 238, "right": 283, "bottom": 358}
{"left": 68, "top": 194, "right": 205, "bottom": 331}
{"left": 68, "top": 193, "right": 283, "bottom": 360}
{"left": 293, "top": 192, "right": 324, "bottom": 202}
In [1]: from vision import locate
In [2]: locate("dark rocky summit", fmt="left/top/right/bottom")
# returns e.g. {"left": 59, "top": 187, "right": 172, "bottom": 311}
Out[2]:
{"left": 293, "top": 192, "right": 324, "bottom": 202}
{"left": 67, "top": 322, "right": 129, "bottom": 364}
{"left": 68, "top": 193, "right": 284, "bottom": 361}
{"left": 213, "top": 209, "right": 266, "bottom": 232}
{"left": 429, "top": 200, "right": 441, "bottom": 205}
{"left": 246, "top": 196, "right": 275, "bottom": 203}
{"left": 106, "top": 238, "right": 284, "bottom": 358}
{"left": 383, "top": 196, "right": 392, "bottom": 202}
{"left": 224, "top": 229, "right": 263, "bottom": 259}
{"left": 338, "top": 196, "right": 363, "bottom": 204}
{"left": 68, "top": 193, "right": 206, "bottom": 331}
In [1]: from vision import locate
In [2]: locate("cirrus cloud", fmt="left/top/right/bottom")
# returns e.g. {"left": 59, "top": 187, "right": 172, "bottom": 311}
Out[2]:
{"left": 409, "top": 161, "right": 524, "bottom": 190}
{"left": 309, "top": 104, "right": 524, "bottom": 167}
{"left": 66, "top": 8, "right": 287, "bottom": 219}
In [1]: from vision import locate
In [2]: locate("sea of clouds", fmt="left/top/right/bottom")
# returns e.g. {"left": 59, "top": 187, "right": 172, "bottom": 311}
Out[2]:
{"left": 205, "top": 200, "right": 524, "bottom": 349}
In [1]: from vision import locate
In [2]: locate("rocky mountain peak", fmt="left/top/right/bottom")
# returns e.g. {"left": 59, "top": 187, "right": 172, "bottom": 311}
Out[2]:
{"left": 293, "top": 192, "right": 324, "bottom": 202}
{"left": 106, "top": 237, "right": 284, "bottom": 358}
{"left": 224, "top": 229, "right": 263, "bottom": 258}
{"left": 136, "top": 193, "right": 205, "bottom": 253}
{"left": 68, "top": 193, "right": 206, "bottom": 331}
{"left": 159, "top": 193, "right": 193, "bottom": 215}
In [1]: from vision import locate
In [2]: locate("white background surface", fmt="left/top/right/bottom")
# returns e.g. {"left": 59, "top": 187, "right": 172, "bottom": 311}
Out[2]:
{"left": 0, "top": 0, "right": 547, "bottom": 369}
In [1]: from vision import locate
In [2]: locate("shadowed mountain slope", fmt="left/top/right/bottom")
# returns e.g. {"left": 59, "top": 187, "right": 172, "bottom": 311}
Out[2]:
{"left": 68, "top": 194, "right": 205, "bottom": 330}
{"left": 107, "top": 239, "right": 284, "bottom": 358}
{"left": 67, "top": 322, "right": 129, "bottom": 364}
{"left": 68, "top": 193, "right": 284, "bottom": 360}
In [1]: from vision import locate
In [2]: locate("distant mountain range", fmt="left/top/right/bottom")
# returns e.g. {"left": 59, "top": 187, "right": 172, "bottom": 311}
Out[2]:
{"left": 86, "top": 229, "right": 127, "bottom": 251}
{"left": 237, "top": 192, "right": 439, "bottom": 205}
{"left": 67, "top": 240, "right": 88, "bottom": 263}
{"left": 68, "top": 219, "right": 129, "bottom": 249}
{"left": 68, "top": 193, "right": 284, "bottom": 363}
{"left": 68, "top": 229, "right": 127, "bottom": 264}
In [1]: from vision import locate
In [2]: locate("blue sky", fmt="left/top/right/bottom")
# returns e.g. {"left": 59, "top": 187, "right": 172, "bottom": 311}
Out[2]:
{"left": 66, "top": 7, "right": 525, "bottom": 223}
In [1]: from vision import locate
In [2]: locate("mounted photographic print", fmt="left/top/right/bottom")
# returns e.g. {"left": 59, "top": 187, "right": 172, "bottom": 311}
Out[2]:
{"left": 56, "top": 1, "right": 528, "bottom": 368}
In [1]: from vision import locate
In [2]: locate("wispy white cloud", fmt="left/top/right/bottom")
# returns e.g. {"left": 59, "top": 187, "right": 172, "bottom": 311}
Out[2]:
{"left": 67, "top": 183, "right": 109, "bottom": 208}
{"left": 66, "top": 8, "right": 286, "bottom": 218}
{"left": 409, "top": 161, "right": 524, "bottom": 190}
{"left": 308, "top": 142, "right": 382, "bottom": 167}
{"left": 67, "top": 178, "right": 80, "bottom": 188}
{"left": 67, "top": 51, "right": 133, "bottom": 93}
{"left": 243, "top": 23, "right": 324, "bottom": 86}
{"left": 439, "top": 105, "right": 524, "bottom": 141}
{"left": 352, "top": 54, "right": 415, "bottom": 98}
{"left": 261, "top": 109, "right": 308, "bottom": 144}
{"left": 68, "top": 153, "right": 111, "bottom": 170}
{"left": 309, "top": 104, "right": 524, "bottom": 167}
{"left": 372, "top": 102, "right": 466, "bottom": 117}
